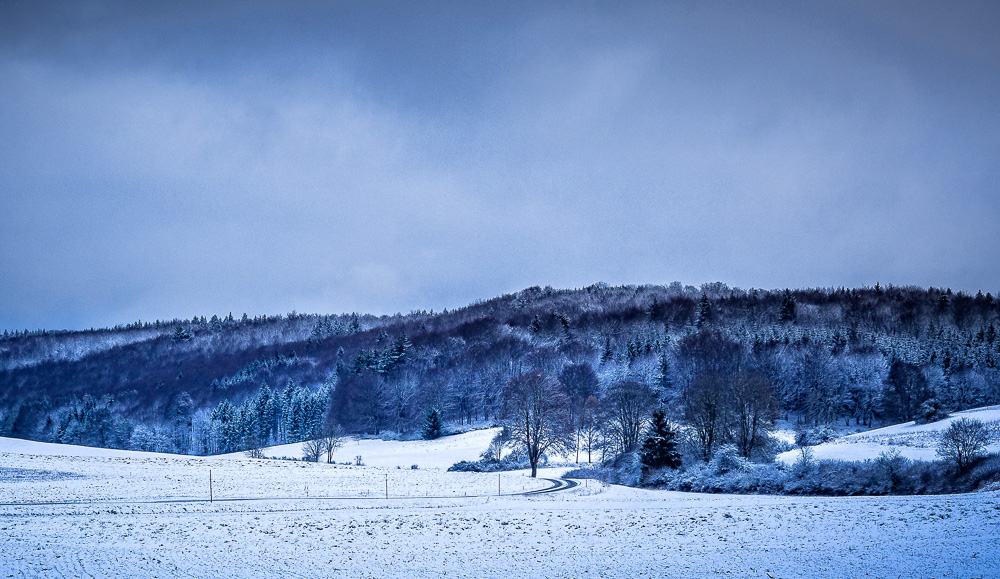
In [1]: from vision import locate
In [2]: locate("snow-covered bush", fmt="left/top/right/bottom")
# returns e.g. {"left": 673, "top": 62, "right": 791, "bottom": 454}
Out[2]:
{"left": 875, "top": 449, "right": 910, "bottom": 491}
{"left": 709, "top": 445, "right": 750, "bottom": 475}
{"left": 448, "top": 446, "right": 532, "bottom": 472}
{"left": 563, "top": 465, "right": 614, "bottom": 484}
{"left": 612, "top": 451, "right": 644, "bottom": 487}
{"left": 760, "top": 434, "right": 794, "bottom": 458}
{"left": 795, "top": 425, "right": 837, "bottom": 447}
{"left": 915, "top": 399, "right": 949, "bottom": 425}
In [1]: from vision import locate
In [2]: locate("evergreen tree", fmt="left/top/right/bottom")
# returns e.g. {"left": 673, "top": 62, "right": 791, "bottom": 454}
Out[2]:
{"left": 171, "top": 326, "right": 192, "bottom": 342}
{"left": 779, "top": 289, "right": 797, "bottom": 323}
{"left": 421, "top": 408, "right": 443, "bottom": 440}
{"left": 656, "top": 353, "right": 673, "bottom": 392}
{"left": 639, "top": 409, "right": 681, "bottom": 470}
{"left": 600, "top": 336, "right": 613, "bottom": 364}
{"left": 696, "top": 293, "right": 712, "bottom": 328}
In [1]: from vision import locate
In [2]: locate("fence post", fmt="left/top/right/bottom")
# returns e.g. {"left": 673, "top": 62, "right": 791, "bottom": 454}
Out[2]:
{"left": 209, "top": 470, "right": 213, "bottom": 503}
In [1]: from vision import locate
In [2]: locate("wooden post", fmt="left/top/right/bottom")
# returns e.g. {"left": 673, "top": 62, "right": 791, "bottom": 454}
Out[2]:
{"left": 498, "top": 473, "right": 501, "bottom": 496}
{"left": 385, "top": 473, "right": 388, "bottom": 499}
{"left": 209, "top": 470, "right": 213, "bottom": 503}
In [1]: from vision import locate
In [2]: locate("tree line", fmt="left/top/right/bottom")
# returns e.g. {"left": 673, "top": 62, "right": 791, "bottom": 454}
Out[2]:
{"left": 1, "top": 282, "right": 998, "bottom": 462}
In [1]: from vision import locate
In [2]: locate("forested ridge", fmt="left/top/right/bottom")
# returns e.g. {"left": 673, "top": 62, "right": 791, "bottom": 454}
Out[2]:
{"left": 2, "top": 282, "right": 998, "bottom": 457}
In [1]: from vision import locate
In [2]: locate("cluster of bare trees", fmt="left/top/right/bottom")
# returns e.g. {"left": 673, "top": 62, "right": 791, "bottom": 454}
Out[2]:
{"left": 675, "top": 329, "right": 777, "bottom": 461}
{"left": 683, "top": 370, "right": 776, "bottom": 460}
{"left": 498, "top": 371, "right": 666, "bottom": 477}
{"left": 301, "top": 424, "right": 345, "bottom": 463}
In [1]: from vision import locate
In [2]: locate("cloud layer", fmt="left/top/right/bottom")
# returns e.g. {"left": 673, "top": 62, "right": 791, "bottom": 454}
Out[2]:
{"left": 2, "top": 1, "right": 999, "bottom": 330}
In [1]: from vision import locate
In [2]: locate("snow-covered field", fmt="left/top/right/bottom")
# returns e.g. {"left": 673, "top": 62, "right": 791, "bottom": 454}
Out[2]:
{"left": 222, "top": 427, "right": 500, "bottom": 469}
{"left": 777, "top": 405, "right": 1000, "bottom": 464}
{"left": 3, "top": 432, "right": 1000, "bottom": 577}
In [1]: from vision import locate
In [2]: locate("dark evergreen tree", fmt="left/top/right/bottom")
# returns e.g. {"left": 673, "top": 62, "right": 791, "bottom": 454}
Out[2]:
{"left": 779, "top": 289, "right": 797, "bottom": 323}
{"left": 639, "top": 409, "right": 681, "bottom": 470}
{"left": 696, "top": 293, "right": 712, "bottom": 328}
{"left": 656, "top": 353, "right": 673, "bottom": 392}
{"left": 882, "top": 360, "right": 932, "bottom": 423}
{"left": 171, "top": 326, "right": 192, "bottom": 342}
{"left": 421, "top": 408, "right": 443, "bottom": 440}
{"left": 600, "top": 336, "right": 613, "bottom": 364}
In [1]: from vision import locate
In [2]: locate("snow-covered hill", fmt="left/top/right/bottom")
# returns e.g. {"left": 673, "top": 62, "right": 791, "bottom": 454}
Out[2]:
{"left": 0, "top": 436, "right": 189, "bottom": 459}
{"left": 219, "top": 428, "right": 500, "bottom": 469}
{"left": 777, "top": 405, "right": 1000, "bottom": 464}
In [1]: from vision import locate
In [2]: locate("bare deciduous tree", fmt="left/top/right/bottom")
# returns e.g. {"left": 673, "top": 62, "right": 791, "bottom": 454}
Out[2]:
{"left": 580, "top": 395, "right": 601, "bottom": 463}
{"left": 302, "top": 437, "right": 323, "bottom": 462}
{"left": 322, "top": 425, "right": 345, "bottom": 464}
{"left": 732, "top": 371, "right": 777, "bottom": 459}
{"left": 503, "top": 370, "right": 572, "bottom": 477}
{"left": 559, "top": 362, "right": 599, "bottom": 463}
{"left": 684, "top": 372, "right": 727, "bottom": 461}
{"left": 937, "top": 417, "right": 991, "bottom": 472}
{"left": 604, "top": 380, "right": 655, "bottom": 456}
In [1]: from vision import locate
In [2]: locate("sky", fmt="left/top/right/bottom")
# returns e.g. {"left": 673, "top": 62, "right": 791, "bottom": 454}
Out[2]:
{"left": 2, "top": 1, "right": 999, "bottom": 331}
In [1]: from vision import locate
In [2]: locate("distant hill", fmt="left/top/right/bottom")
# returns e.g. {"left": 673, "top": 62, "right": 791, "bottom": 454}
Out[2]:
{"left": 1, "top": 282, "right": 998, "bottom": 456}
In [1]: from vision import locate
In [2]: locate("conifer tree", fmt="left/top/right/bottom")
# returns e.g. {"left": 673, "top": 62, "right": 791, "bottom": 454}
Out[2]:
{"left": 600, "top": 336, "right": 613, "bottom": 364}
{"left": 639, "top": 409, "right": 681, "bottom": 470}
{"left": 779, "top": 289, "right": 797, "bottom": 323}
{"left": 421, "top": 408, "right": 443, "bottom": 440}
{"left": 171, "top": 326, "right": 192, "bottom": 342}
{"left": 696, "top": 293, "right": 712, "bottom": 328}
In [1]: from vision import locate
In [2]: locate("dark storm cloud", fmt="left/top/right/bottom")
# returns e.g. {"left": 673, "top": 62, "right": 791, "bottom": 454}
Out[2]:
{"left": 2, "top": 1, "right": 999, "bottom": 330}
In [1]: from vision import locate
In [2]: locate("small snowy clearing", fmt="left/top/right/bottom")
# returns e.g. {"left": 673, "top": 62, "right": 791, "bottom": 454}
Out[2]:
{"left": 221, "top": 428, "right": 500, "bottom": 469}
{"left": 777, "top": 405, "right": 1000, "bottom": 464}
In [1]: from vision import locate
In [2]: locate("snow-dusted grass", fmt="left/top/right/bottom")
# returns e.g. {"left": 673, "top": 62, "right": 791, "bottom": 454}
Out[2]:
{"left": 2, "top": 436, "right": 1000, "bottom": 577}
{"left": 777, "top": 405, "right": 1000, "bottom": 464}
{"left": 224, "top": 427, "right": 500, "bottom": 469}
{"left": 0, "top": 436, "right": 188, "bottom": 459}
{"left": 0, "top": 440, "right": 541, "bottom": 505}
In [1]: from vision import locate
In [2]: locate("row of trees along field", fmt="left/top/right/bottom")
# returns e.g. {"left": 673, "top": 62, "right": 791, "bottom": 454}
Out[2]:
{"left": 1, "top": 282, "right": 998, "bottom": 463}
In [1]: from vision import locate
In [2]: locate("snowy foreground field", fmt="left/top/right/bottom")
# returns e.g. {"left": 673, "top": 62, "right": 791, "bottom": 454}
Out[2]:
{"left": 2, "top": 433, "right": 999, "bottom": 578}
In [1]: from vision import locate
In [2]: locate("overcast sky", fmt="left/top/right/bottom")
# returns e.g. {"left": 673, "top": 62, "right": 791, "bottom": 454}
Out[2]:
{"left": 2, "top": 1, "right": 999, "bottom": 331}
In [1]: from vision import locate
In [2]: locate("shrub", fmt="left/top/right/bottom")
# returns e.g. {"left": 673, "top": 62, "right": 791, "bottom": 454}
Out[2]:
{"left": 563, "top": 465, "right": 613, "bottom": 484}
{"left": 709, "top": 445, "right": 750, "bottom": 475}
{"left": 795, "top": 425, "right": 837, "bottom": 447}
{"left": 937, "top": 417, "right": 991, "bottom": 472}
{"left": 448, "top": 447, "right": 532, "bottom": 472}
{"left": 915, "top": 399, "right": 949, "bottom": 425}
{"left": 875, "top": 449, "right": 909, "bottom": 492}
